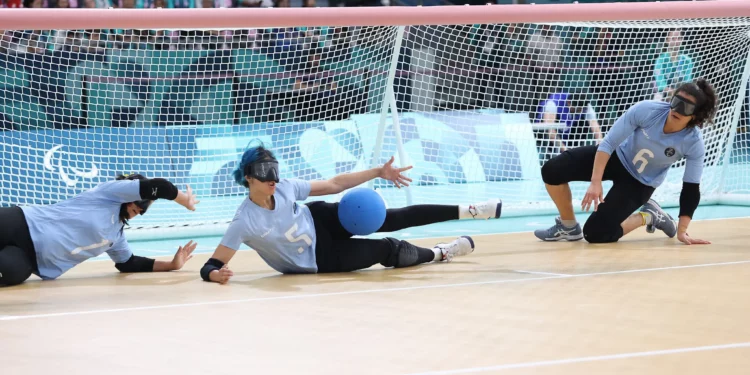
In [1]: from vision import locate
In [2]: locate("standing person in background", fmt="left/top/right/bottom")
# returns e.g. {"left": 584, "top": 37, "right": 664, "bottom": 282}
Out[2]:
{"left": 538, "top": 89, "right": 603, "bottom": 154}
{"left": 654, "top": 29, "right": 694, "bottom": 101}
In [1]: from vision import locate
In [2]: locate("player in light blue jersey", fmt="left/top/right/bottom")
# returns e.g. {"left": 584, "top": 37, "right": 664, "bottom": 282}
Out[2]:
{"left": 0, "top": 173, "right": 200, "bottom": 286}
{"left": 534, "top": 79, "right": 717, "bottom": 245}
{"left": 200, "top": 143, "right": 503, "bottom": 284}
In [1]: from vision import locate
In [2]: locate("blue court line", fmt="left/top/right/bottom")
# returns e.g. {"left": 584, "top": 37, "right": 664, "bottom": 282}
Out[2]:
{"left": 113, "top": 204, "right": 750, "bottom": 260}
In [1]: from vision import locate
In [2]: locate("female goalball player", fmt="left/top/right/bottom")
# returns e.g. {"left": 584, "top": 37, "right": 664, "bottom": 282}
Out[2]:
{"left": 0, "top": 174, "right": 200, "bottom": 286}
{"left": 200, "top": 144, "right": 502, "bottom": 284}
{"left": 534, "top": 79, "right": 717, "bottom": 245}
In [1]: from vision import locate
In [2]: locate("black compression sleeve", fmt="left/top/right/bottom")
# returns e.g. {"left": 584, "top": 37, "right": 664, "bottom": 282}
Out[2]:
{"left": 200, "top": 258, "right": 225, "bottom": 282}
{"left": 377, "top": 205, "right": 458, "bottom": 232}
{"left": 139, "top": 178, "right": 179, "bottom": 200}
{"left": 115, "top": 255, "right": 155, "bottom": 273}
{"left": 679, "top": 182, "right": 701, "bottom": 218}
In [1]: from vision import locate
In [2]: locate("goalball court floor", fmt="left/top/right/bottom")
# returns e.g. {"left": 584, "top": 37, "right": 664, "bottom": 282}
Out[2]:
{"left": 1, "top": 205, "right": 750, "bottom": 375}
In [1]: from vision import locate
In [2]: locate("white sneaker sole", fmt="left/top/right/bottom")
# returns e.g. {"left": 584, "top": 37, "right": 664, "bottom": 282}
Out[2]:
{"left": 541, "top": 233, "right": 584, "bottom": 242}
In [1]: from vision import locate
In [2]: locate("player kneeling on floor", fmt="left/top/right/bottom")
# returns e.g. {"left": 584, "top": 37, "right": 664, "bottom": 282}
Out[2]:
{"left": 0, "top": 173, "right": 200, "bottom": 287}
{"left": 200, "top": 142, "right": 503, "bottom": 284}
{"left": 535, "top": 79, "right": 716, "bottom": 245}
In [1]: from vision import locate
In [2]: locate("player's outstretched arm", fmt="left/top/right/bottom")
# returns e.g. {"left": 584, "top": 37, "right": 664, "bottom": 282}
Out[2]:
{"left": 138, "top": 178, "right": 200, "bottom": 211}
{"left": 200, "top": 244, "right": 237, "bottom": 284}
{"left": 172, "top": 185, "right": 200, "bottom": 211}
{"left": 582, "top": 101, "right": 647, "bottom": 212}
{"left": 114, "top": 240, "right": 197, "bottom": 273}
{"left": 153, "top": 240, "right": 197, "bottom": 271}
{"left": 309, "top": 156, "right": 413, "bottom": 197}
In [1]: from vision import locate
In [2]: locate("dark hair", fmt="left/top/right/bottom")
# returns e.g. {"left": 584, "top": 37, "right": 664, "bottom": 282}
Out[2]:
{"left": 116, "top": 173, "right": 148, "bottom": 225}
{"left": 232, "top": 141, "right": 277, "bottom": 188}
{"left": 674, "top": 78, "right": 718, "bottom": 128}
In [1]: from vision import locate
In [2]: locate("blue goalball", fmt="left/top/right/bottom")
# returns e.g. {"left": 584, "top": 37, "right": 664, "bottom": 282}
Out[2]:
{"left": 338, "top": 188, "right": 387, "bottom": 236}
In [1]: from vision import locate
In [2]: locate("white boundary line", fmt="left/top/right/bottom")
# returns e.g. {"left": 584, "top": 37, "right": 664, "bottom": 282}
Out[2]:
{"left": 402, "top": 342, "right": 750, "bottom": 375}
{"left": 3, "top": 259, "right": 749, "bottom": 321}
{"left": 514, "top": 270, "right": 572, "bottom": 277}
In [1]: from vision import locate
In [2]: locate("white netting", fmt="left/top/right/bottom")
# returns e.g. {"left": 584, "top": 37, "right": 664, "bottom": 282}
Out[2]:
{"left": 0, "top": 27, "right": 398, "bottom": 238}
{"left": 386, "top": 21, "right": 750, "bottom": 214}
{"left": 0, "top": 20, "right": 749, "bottom": 239}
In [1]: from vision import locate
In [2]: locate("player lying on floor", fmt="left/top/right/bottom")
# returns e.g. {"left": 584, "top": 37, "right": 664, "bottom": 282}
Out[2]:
{"left": 0, "top": 174, "right": 200, "bottom": 286}
{"left": 200, "top": 143, "right": 502, "bottom": 284}
{"left": 534, "top": 78, "right": 717, "bottom": 245}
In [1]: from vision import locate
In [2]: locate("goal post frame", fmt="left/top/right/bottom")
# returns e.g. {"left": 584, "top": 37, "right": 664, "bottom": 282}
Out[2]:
{"left": 3, "top": 2, "right": 750, "bottom": 30}
{"left": 369, "top": 25, "right": 413, "bottom": 207}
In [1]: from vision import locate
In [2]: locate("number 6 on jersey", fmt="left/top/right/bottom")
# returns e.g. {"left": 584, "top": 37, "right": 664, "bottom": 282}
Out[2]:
{"left": 632, "top": 148, "right": 654, "bottom": 174}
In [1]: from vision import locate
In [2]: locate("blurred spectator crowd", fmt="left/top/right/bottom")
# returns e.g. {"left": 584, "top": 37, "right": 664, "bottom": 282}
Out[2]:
{"left": 0, "top": 0, "right": 747, "bottom": 164}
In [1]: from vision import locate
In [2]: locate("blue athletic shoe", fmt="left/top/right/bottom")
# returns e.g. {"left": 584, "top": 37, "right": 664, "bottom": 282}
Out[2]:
{"left": 640, "top": 199, "right": 677, "bottom": 238}
{"left": 534, "top": 217, "right": 584, "bottom": 241}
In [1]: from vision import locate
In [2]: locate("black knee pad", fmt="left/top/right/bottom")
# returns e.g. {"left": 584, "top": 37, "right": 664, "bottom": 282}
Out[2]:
{"left": 379, "top": 238, "right": 420, "bottom": 268}
{"left": 0, "top": 246, "right": 33, "bottom": 286}
{"left": 541, "top": 157, "right": 565, "bottom": 185}
{"left": 582, "top": 219, "right": 621, "bottom": 244}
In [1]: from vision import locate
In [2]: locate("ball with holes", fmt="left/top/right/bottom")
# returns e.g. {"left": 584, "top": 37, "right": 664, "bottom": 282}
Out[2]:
{"left": 338, "top": 188, "right": 387, "bottom": 236}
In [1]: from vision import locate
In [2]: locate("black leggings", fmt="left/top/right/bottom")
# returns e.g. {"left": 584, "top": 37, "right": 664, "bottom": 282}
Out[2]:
{"left": 308, "top": 201, "right": 458, "bottom": 273}
{"left": 542, "top": 145, "right": 655, "bottom": 243}
{"left": 0, "top": 206, "right": 38, "bottom": 286}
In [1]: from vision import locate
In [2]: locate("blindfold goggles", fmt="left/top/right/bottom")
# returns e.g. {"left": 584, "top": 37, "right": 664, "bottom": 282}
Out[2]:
{"left": 249, "top": 160, "right": 280, "bottom": 183}
{"left": 670, "top": 95, "right": 698, "bottom": 116}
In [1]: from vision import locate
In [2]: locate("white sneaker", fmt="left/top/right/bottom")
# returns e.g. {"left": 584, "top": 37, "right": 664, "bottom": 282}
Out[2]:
{"left": 435, "top": 236, "right": 475, "bottom": 262}
{"left": 465, "top": 199, "right": 502, "bottom": 220}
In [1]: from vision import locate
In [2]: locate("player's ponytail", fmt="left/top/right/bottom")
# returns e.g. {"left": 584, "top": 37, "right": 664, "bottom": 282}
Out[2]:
{"left": 694, "top": 78, "right": 718, "bottom": 128}
{"left": 676, "top": 79, "right": 718, "bottom": 128}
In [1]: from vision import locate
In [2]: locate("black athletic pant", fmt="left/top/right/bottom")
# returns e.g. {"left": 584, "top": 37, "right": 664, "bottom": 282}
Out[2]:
{"left": 542, "top": 145, "right": 655, "bottom": 243}
{"left": 308, "top": 201, "right": 458, "bottom": 273}
{"left": 0, "top": 207, "right": 39, "bottom": 286}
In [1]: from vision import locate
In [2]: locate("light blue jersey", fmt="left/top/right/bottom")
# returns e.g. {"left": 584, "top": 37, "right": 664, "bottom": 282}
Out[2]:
{"left": 598, "top": 100, "right": 705, "bottom": 187}
{"left": 220, "top": 179, "right": 317, "bottom": 274}
{"left": 20, "top": 180, "right": 141, "bottom": 280}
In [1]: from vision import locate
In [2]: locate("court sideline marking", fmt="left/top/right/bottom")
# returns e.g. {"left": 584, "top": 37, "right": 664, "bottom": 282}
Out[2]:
{"left": 514, "top": 270, "right": 572, "bottom": 276}
{"left": 1, "top": 259, "right": 748, "bottom": 321}
{"left": 402, "top": 342, "right": 750, "bottom": 375}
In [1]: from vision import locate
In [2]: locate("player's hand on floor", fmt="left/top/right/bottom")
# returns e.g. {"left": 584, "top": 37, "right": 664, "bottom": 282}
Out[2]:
{"left": 677, "top": 232, "right": 711, "bottom": 245}
{"left": 582, "top": 181, "right": 604, "bottom": 212}
{"left": 380, "top": 156, "right": 413, "bottom": 189}
{"left": 170, "top": 240, "right": 197, "bottom": 270}
{"left": 214, "top": 265, "right": 234, "bottom": 284}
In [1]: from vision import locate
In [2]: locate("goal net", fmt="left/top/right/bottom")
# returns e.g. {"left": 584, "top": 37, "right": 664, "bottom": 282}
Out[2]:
{"left": 1, "top": 13, "right": 749, "bottom": 239}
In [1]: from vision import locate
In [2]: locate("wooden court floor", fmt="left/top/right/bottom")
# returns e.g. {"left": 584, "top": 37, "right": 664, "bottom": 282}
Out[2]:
{"left": 2, "top": 217, "right": 750, "bottom": 375}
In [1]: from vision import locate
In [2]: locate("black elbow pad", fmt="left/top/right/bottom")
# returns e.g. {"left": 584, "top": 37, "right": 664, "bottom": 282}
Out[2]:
{"left": 200, "top": 258, "right": 225, "bottom": 282}
{"left": 679, "top": 182, "right": 701, "bottom": 218}
{"left": 139, "top": 178, "right": 179, "bottom": 200}
{"left": 115, "top": 255, "right": 155, "bottom": 273}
